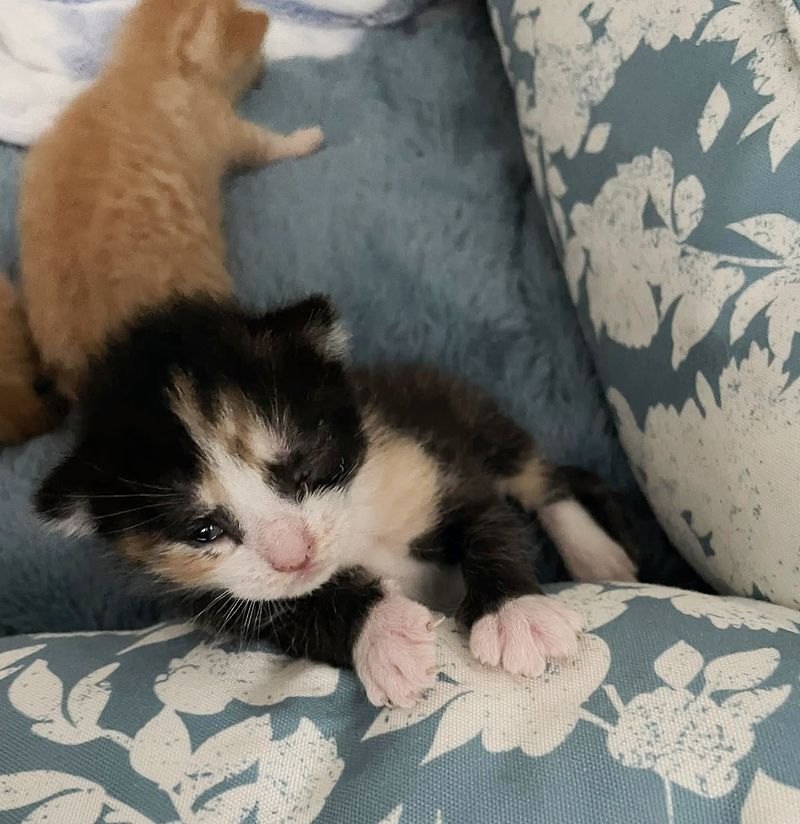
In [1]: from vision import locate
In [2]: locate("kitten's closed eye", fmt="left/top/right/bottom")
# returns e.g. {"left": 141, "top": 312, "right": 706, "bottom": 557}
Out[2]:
{"left": 269, "top": 453, "right": 345, "bottom": 500}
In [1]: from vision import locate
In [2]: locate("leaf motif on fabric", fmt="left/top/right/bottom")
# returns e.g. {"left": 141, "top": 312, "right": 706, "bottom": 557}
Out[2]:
{"left": 18, "top": 788, "right": 105, "bottom": 824}
{"left": 671, "top": 592, "right": 800, "bottom": 632}
{"left": 66, "top": 663, "right": 119, "bottom": 727}
{"left": 697, "top": 82, "right": 731, "bottom": 152}
{"left": 254, "top": 717, "right": 344, "bottom": 824}
{"left": 723, "top": 686, "right": 791, "bottom": 723}
{"left": 700, "top": 0, "right": 800, "bottom": 169}
{"left": 702, "top": 648, "right": 780, "bottom": 694}
{"left": 741, "top": 769, "right": 800, "bottom": 824}
{"left": 183, "top": 716, "right": 272, "bottom": 804}
{"left": 508, "top": 0, "right": 710, "bottom": 156}
{"left": 9, "top": 660, "right": 65, "bottom": 724}
{"left": 726, "top": 213, "right": 800, "bottom": 363}
{"left": 154, "top": 644, "right": 338, "bottom": 715}
{"left": 653, "top": 641, "right": 704, "bottom": 690}
{"left": 567, "top": 148, "right": 747, "bottom": 367}
{"left": 673, "top": 175, "right": 705, "bottom": 240}
{"left": 193, "top": 785, "right": 259, "bottom": 824}
{"left": 0, "top": 772, "right": 93, "bottom": 812}
{"left": 130, "top": 708, "right": 192, "bottom": 792}
{"left": 0, "top": 645, "right": 45, "bottom": 682}
{"left": 585, "top": 122, "right": 611, "bottom": 154}
{"left": 117, "top": 623, "right": 197, "bottom": 656}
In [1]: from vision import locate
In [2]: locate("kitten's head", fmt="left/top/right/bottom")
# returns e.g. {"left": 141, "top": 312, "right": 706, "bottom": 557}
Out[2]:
{"left": 36, "top": 296, "right": 366, "bottom": 602}
{"left": 119, "top": 0, "right": 268, "bottom": 97}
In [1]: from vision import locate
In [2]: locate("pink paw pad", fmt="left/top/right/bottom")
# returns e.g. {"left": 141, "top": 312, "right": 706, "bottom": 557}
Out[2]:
{"left": 353, "top": 588, "right": 437, "bottom": 707}
{"left": 469, "top": 595, "right": 583, "bottom": 678}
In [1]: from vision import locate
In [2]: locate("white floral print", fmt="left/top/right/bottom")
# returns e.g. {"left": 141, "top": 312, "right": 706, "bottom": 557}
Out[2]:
{"left": 671, "top": 592, "right": 800, "bottom": 632}
{"left": 1, "top": 583, "right": 799, "bottom": 822}
{"left": 495, "top": 0, "right": 800, "bottom": 611}
{"left": 567, "top": 148, "right": 747, "bottom": 366}
{"left": 509, "top": 0, "right": 712, "bottom": 157}
{"left": 584, "top": 642, "right": 790, "bottom": 820}
{"left": 610, "top": 343, "right": 800, "bottom": 608}
{"left": 5, "top": 643, "right": 343, "bottom": 823}
{"left": 154, "top": 642, "right": 339, "bottom": 715}
{"left": 364, "top": 615, "right": 611, "bottom": 762}
{"left": 700, "top": 0, "right": 800, "bottom": 169}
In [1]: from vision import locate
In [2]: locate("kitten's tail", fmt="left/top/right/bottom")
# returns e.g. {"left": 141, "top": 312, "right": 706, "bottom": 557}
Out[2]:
{"left": 502, "top": 458, "right": 639, "bottom": 583}
{"left": 0, "top": 274, "right": 56, "bottom": 444}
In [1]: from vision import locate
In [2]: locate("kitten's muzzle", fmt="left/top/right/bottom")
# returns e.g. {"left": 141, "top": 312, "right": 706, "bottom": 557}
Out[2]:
{"left": 258, "top": 520, "right": 316, "bottom": 573}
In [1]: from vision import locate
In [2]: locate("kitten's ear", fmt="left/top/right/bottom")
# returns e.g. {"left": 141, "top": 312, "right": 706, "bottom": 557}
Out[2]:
{"left": 34, "top": 455, "right": 95, "bottom": 537}
{"left": 178, "top": 1, "right": 222, "bottom": 71}
{"left": 227, "top": 8, "right": 268, "bottom": 53}
{"left": 253, "top": 295, "right": 351, "bottom": 361}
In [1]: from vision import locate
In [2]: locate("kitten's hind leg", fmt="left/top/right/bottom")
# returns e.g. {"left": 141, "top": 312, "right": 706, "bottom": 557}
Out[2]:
{"left": 227, "top": 119, "right": 324, "bottom": 166}
{"left": 537, "top": 465, "right": 639, "bottom": 583}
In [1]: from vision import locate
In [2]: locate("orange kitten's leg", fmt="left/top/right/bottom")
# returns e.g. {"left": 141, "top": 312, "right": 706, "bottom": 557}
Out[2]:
{"left": 228, "top": 121, "right": 324, "bottom": 166}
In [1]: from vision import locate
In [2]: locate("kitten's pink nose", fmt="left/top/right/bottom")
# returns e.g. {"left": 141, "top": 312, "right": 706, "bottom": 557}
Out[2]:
{"left": 260, "top": 522, "right": 315, "bottom": 573}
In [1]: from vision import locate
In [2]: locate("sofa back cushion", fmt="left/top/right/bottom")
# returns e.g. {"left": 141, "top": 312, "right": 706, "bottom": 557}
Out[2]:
{"left": 489, "top": 0, "right": 800, "bottom": 607}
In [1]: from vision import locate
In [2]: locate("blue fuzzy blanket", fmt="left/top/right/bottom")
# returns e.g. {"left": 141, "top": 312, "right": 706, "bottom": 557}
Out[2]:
{"left": 0, "top": 3, "right": 699, "bottom": 635}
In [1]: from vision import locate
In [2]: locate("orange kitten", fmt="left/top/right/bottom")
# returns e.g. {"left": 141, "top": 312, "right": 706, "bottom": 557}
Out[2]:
{"left": 20, "top": 0, "right": 322, "bottom": 402}
{"left": 0, "top": 276, "right": 52, "bottom": 444}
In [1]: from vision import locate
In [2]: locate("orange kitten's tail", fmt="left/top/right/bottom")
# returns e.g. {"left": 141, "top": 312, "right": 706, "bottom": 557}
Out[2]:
{"left": 0, "top": 274, "right": 55, "bottom": 444}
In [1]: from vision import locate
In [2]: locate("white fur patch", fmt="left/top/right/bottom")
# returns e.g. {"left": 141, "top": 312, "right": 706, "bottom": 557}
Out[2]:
{"left": 47, "top": 506, "right": 94, "bottom": 538}
{"left": 321, "top": 320, "right": 350, "bottom": 361}
{"left": 538, "top": 499, "right": 638, "bottom": 583}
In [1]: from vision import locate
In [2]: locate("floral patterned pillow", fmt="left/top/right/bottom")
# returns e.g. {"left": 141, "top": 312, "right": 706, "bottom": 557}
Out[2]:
{"left": 488, "top": 0, "right": 800, "bottom": 608}
{"left": 1, "top": 584, "right": 799, "bottom": 823}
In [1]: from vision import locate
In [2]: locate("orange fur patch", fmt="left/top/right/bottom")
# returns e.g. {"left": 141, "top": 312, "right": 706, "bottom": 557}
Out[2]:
{"left": 154, "top": 551, "right": 219, "bottom": 588}
{"left": 119, "top": 533, "right": 218, "bottom": 587}
{"left": 494, "top": 455, "right": 549, "bottom": 511}
{"left": 170, "top": 374, "right": 287, "bottom": 468}
{"left": 0, "top": 276, "right": 52, "bottom": 443}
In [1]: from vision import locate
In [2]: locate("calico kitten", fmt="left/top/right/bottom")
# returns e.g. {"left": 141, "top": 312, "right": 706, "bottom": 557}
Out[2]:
{"left": 19, "top": 0, "right": 322, "bottom": 404}
{"left": 36, "top": 296, "right": 637, "bottom": 707}
{"left": 0, "top": 275, "right": 53, "bottom": 444}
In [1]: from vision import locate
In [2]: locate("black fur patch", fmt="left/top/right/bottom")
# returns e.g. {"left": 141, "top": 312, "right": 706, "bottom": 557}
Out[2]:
{"left": 189, "top": 568, "right": 384, "bottom": 667}
{"left": 352, "top": 364, "right": 534, "bottom": 476}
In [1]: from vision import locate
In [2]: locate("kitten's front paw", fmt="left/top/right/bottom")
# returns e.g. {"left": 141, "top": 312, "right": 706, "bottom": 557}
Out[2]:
{"left": 469, "top": 595, "right": 583, "bottom": 678}
{"left": 288, "top": 126, "right": 324, "bottom": 157}
{"left": 353, "top": 588, "right": 436, "bottom": 707}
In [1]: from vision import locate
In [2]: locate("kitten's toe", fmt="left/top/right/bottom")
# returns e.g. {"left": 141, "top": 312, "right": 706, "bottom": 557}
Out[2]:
{"left": 288, "top": 126, "right": 324, "bottom": 157}
{"left": 469, "top": 595, "right": 583, "bottom": 678}
{"left": 353, "top": 587, "right": 437, "bottom": 707}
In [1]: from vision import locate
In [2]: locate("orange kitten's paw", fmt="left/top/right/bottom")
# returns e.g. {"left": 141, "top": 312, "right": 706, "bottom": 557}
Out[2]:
{"left": 287, "top": 126, "right": 324, "bottom": 157}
